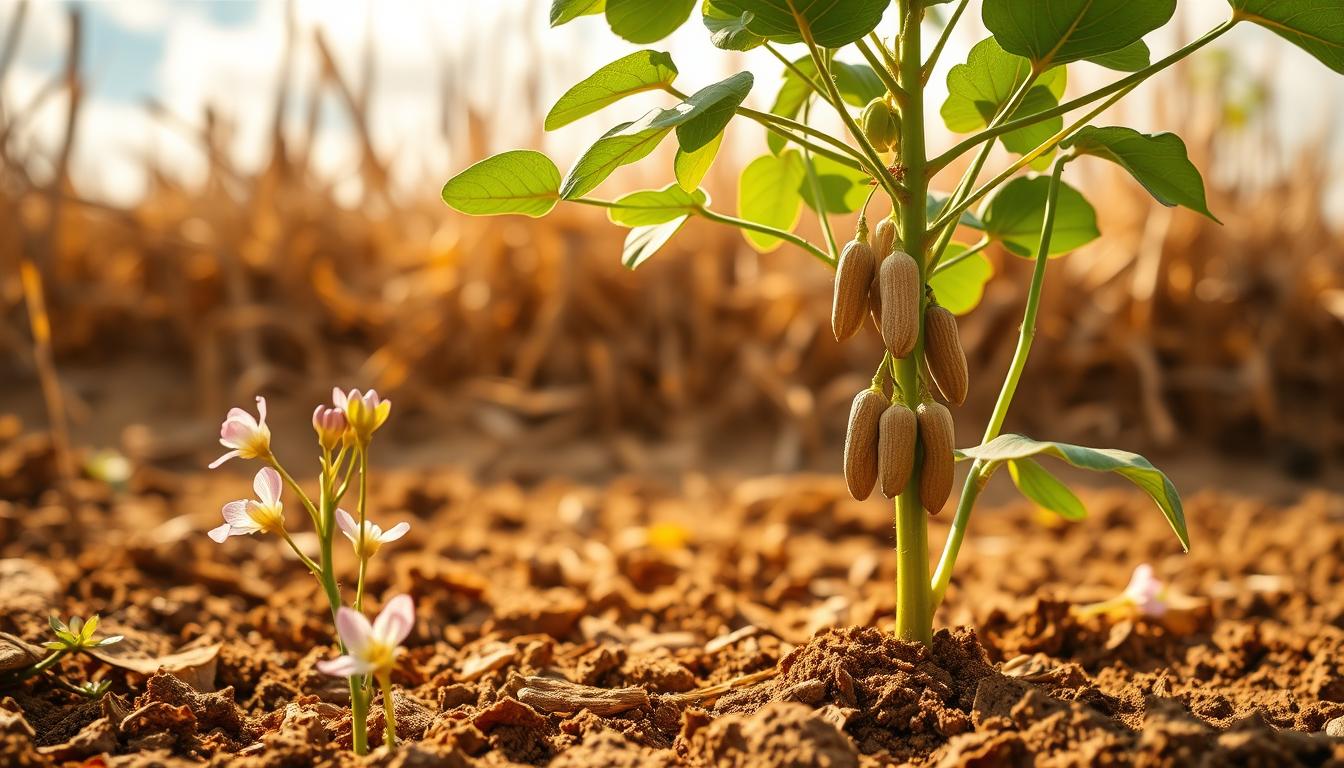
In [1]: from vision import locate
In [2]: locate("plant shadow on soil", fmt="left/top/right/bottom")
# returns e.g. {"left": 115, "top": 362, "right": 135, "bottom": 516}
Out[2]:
{"left": 1, "top": 427, "right": 1343, "bottom": 766}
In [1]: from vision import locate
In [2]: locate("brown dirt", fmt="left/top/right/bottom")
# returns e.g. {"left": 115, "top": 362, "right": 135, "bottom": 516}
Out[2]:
{"left": 1, "top": 427, "right": 1343, "bottom": 766}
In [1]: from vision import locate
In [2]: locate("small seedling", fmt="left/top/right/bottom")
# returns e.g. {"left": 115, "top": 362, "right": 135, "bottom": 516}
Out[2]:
{"left": 442, "top": 1, "right": 1344, "bottom": 644}
{"left": 207, "top": 389, "right": 411, "bottom": 754}
{"left": 0, "top": 614, "right": 122, "bottom": 699}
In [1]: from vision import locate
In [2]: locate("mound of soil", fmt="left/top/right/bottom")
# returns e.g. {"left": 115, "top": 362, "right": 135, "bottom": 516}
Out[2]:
{"left": 1, "top": 441, "right": 1343, "bottom": 765}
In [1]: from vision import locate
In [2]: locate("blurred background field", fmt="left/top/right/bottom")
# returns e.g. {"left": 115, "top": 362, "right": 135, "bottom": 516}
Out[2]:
{"left": 2, "top": 0, "right": 1344, "bottom": 501}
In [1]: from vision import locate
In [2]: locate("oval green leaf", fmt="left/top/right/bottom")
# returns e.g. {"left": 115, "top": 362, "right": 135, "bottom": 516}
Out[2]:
{"left": 703, "top": 0, "right": 765, "bottom": 50}
{"left": 623, "top": 215, "right": 691, "bottom": 269}
{"left": 800, "top": 154, "right": 869, "bottom": 214}
{"left": 1062, "top": 126, "right": 1218, "bottom": 221}
{"left": 675, "top": 130, "right": 724, "bottom": 191}
{"left": 714, "top": 0, "right": 889, "bottom": 47}
{"left": 983, "top": 0, "right": 1176, "bottom": 69}
{"left": 561, "top": 72, "right": 753, "bottom": 198}
{"left": 1009, "top": 458, "right": 1087, "bottom": 521}
{"left": 545, "top": 51, "right": 679, "bottom": 131}
{"left": 608, "top": 184, "right": 708, "bottom": 227}
{"left": 551, "top": 0, "right": 605, "bottom": 26}
{"left": 606, "top": 0, "right": 696, "bottom": 43}
{"left": 980, "top": 175, "right": 1099, "bottom": 257}
{"left": 1088, "top": 40, "right": 1151, "bottom": 71}
{"left": 929, "top": 243, "right": 992, "bottom": 315}
{"left": 961, "top": 433, "right": 1187, "bottom": 550}
{"left": 940, "top": 37, "right": 1066, "bottom": 134}
{"left": 739, "top": 151, "right": 805, "bottom": 252}
{"left": 1230, "top": 0, "right": 1344, "bottom": 74}
{"left": 442, "top": 150, "right": 562, "bottom": 218}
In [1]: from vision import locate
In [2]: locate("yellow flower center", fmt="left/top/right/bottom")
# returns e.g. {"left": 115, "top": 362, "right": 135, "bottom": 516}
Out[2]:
{"left": 363, "top": 639, "right": 396, "bottom": 673}
{"left": 249, "top": 502, "right": 285, "bottom": 534}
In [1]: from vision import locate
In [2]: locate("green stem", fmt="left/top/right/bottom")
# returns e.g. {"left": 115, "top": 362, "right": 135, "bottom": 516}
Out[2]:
{"left": 316, "top": 452, "right": 343, "bottom": 628}
{"left": 796, "top": 25, "right": 903, "bottom": 203}
{"left": 8, "top": 647, "right": 68, "bottom": 683}
{"left": 763, "top": 41, "right": 828, "bottom": 97}
{"left": 354, "top": 447, "right": 369, "bottom": 612}
{"left": 927, "top": 74, "right": 1036, "bottom": 271}
{"left": 378, "top": 671, "right": 398, "bottom": 749}
{"left": 694, "top": 206, "right": 835, "bottom": 267}
{"left": 929, "top": 82, "right": 1134, "bottom": 236}
{"left": 930, "top": 156, "right": 1069, "bottom": 607}
{"left": 892, "top": 0, "right": 933, "bottom": 647}
{"left": 269, "top": 457, "right": 321, "bottom": 529}
{"left": 800, "top": 100, "right": 838, "bottom": 260}
{"left": 278, "top": 529, "right": 322, "bottom": 576}
{"left": 921, "top": 0, "right": 970, "bottom": 83}
{"left": 931, "top": 236, "right": 990, "bottom": 276}
{"left": 351, "top": 681, "right": 370, "bottom": 755}
{"left": 855, "top": 38, "right": 903, "bottom": 98}
{"left": 928, "top": 19, "right": 1236, "bottom": 173}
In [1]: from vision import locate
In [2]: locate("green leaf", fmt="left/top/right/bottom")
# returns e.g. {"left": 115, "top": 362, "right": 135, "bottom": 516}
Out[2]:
{"left": 608, "top": 184, "right": 708, "bottom": 226}
{"left": 929, "top": 243, "right": 993, "bottom": 315}
{"left": 675, "top": 130, "right": 723, "bottom": 191}
{"left": 676, "top": 71, "right": 754, "bottom": 152}
{"left": 551, "top": 0, "right": 605, "bottom": 26}
{"left": 1230, "top": 0, "right": 1344, "bottom": 74}
{"left": 1088, "top": 40, "right": 1151, "bottom": 71}
{"left": 980, "top": 175, "right": 1099, "bottom": 257}
{"left": 999, "top": 87, "right": 1063, "bottom": 170}
{"left": 940, "top": 37, "right": 1065, "bottom": 134}
{"left": 41, "top": 640, "right": 66, "bottom": 650}
{"left": 606, "top": 0, "right": 696, "bottom": 43}
{"left": 49, "top": 616, "right": 69, "bottom": 635}
{"left": 1009, "top": 458, "right": 1087, "bottom": 520}
{"left": 561, "top": 72, "right": 752, "bottom": 198}
{"left": 442, "top": 150, "right": 562, "bottom": 218}
{"left": 961, "top": 433, "right": 1187, "bottom": 550}
{"left": 714, "top": 0, "right": 889, "bottom": 47}
{"left": 983, "top": 0, "right": 1176, "bottom": 68}
{"left": 739, "top": 151, "right": 806, "bottom": 252}
{"left": 799, "top": 154, "right": 869, "bottom": 214}
{"left": 80, "top": 615, "right": 99, "bottom": 642}
{"left": 927, "top": 192, "right": 985, "bottom": 229}
{"left": 544, "top": 51, "right": 679, "bottom": 131}
{"left": 766, "top": 57, "right": 881, "bottom": 155}
{"left": 623, "top": 216, "right": 692, "bottom": 268}
{"left": 1062, "top": 126, "right": 1218, "bottom": 221}
{"left": 703, "top": 0, "right": 765, "bottom": 50}
{"left": 54, "top": 629, "right": 79, "bottom": 646}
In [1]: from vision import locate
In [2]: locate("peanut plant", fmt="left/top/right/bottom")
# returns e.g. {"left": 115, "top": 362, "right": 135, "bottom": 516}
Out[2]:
{"left": 442, "top": 0, "right": 1344, "bottom": 644}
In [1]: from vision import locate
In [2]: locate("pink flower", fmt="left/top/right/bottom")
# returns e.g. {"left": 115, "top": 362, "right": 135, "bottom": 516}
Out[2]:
{"left": 209, "top": 397, "right": 272, "bottom": 468}
{"left": 312, "top": 405, "right": 349, "bottom": 451}
{"left": 332, "top": 387, "right": 391, "bottom": 443}
{"left": 1123, "top": 563, "right": 1168, "bottom": 617}
{"left": 336, "top": 509, "right": 409, "bottom": 560}
{"left": 316, "top": 595, "right": 414, "bottom": 677}
{"left": 208, "top": 467, "right": 286, "bottom": 542}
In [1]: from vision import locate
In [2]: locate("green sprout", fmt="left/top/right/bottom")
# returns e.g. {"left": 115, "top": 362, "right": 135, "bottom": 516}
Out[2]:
{"left": 0, "top": 614, "right": 123, "bottom": 699}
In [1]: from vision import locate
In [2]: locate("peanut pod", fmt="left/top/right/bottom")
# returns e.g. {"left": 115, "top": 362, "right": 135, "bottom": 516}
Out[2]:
{"left": 844, "top": 388, "right": 886, "bottom": 501}
{"left": 832, "top": 239, "right": 875, "bottom": 342}
{"left": 878, "top": 402, "right": 916, "bottom": 498}
{"left": 873, "top": 218, "right": 896, "bottom": 260}
{"left": 916, "top": 400, "right": 955, "bottom": 515}
{"left": 923, "top": 303, "right": 968, "bottom": 406}
{"left": 879, "top": 250, "right": 920, "bottom": 358}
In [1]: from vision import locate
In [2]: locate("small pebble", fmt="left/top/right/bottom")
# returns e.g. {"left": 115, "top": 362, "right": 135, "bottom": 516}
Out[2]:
{"left": 1326, "top": 716, "right": 1344, "bottom": 738}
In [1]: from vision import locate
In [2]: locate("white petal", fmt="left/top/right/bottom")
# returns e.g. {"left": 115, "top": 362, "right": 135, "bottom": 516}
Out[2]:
{"left": 332, "top": 387, "right": 348, "bottom": 408}
{"left": 207, "top": 523, "right": 233, "bottom": 543}
{"left": 316, "top": 655, "right": 366, "bottom": 677}
{"left": 255, "top": 396, "right": 267, "bottom": 426}
{"left": 334, "top": 607, "right": 373, "bottom": 655}
{"left": 254, "top": 467, "right": 282, "bottom": 506}
{"left": 373, "top": 594, "right": 415, "bottom": 646}
{"left": 208, "top": 450, "right": 241, "bottom": 469}
{"left": 221, "top": 500, "right": 252, "bottom": 525}
{"left": 335, "top": 508, "right": 358, "bottom": 540}
{"left": 380, "top": 522, "right": 410, "bottom": 543}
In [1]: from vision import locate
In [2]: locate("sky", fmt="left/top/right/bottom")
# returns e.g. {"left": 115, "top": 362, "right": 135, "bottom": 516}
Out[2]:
{"left": 2, "top": 0, "right": 1340, "bottom": 213}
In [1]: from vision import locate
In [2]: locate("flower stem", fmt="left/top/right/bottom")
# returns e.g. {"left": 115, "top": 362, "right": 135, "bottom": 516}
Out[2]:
{"left": 351, "top": 680, "right": 370, "bottom": 755}
{"left": 694, "top": 207, "right": 835, "bottom": 267}
{"left": 922, "top": 0, "right": 970, "bottom": 83}
{"left": 378, "top": 671, "right": 398, "bottom": 749}
{"left": 354, "top": 447, "right": 369, "bottom": 613}
{"left": 268, "top": 457, "right": 321, "bottom": 529}
{"left": 892, "top": 0, "right": 933, "bottom": 647}
{"left": 931, "top": 156, "right": 1069, "bottom": 607}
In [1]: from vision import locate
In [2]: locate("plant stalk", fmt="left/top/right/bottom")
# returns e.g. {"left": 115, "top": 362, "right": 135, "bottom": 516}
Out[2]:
{"left": 892, "top": 0, "right": 933, "bottom": 646}
{"left": 931, "top": 156, "right": 1069, "bottom": 606}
